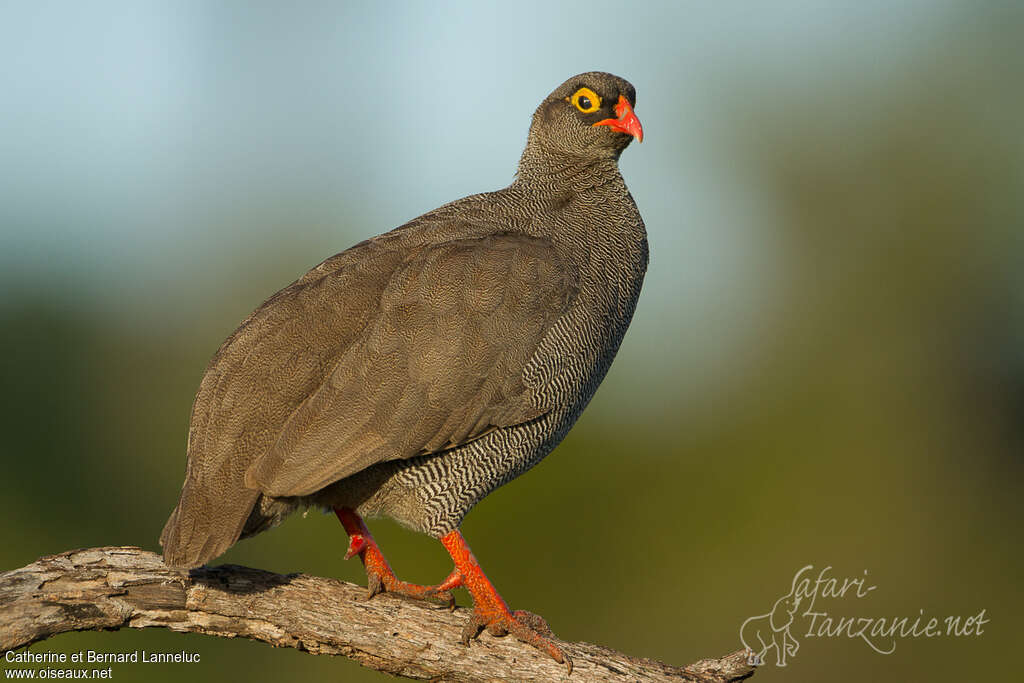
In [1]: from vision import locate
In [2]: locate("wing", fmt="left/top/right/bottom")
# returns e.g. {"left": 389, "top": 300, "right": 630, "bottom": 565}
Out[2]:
{"left": 244, "top": 233, "right": 577, "bottom": 497}
{"left": 161, "top": 236, "right": 410, "bottom": 566}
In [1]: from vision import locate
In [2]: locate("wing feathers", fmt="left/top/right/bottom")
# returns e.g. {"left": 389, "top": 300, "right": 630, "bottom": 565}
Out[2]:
{"left": 162, "top": 229, "right": 576, "bottom": 567}
{"left": 247, "top": 234, "right": 574, "bottom": 497}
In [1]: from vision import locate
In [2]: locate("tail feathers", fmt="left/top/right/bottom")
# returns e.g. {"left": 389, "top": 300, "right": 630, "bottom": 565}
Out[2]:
{"left": 160, "top": 484, "right": 259, "bottom": 569}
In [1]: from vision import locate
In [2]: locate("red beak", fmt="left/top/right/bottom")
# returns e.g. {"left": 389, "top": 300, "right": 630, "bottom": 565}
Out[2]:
{"left": 593, "top": 95, "right": 643, "bottom": 143}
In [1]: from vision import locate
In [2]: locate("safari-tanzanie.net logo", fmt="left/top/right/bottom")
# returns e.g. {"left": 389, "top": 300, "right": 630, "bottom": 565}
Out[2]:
{"left": 739, "top": 565, "right": 988, "bottom": 667}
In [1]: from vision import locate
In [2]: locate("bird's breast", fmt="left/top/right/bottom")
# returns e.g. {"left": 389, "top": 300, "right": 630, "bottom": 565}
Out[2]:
{"left": 527, "top": 217, "right": 647, "bottom": 417}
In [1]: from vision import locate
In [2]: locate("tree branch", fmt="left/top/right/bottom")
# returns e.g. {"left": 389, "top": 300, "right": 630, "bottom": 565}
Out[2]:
{"left": 0, "top": 546, "right": 754, "bottom": 682}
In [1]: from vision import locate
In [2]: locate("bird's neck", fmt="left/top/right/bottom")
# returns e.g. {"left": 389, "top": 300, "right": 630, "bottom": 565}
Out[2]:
{"left": 508, "top": 146, "right": 647, "bottom": 281}
{"left": 514, "top": 145, "right": 624, "bottom": 193}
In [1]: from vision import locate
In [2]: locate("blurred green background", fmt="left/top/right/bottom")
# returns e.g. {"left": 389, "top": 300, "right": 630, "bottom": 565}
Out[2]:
{"left": 2, "top": 2, "right": 1021, "bottom": 681}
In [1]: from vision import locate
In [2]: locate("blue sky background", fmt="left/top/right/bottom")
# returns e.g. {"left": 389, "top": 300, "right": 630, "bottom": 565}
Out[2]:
{"left": 0, "top": 0, "right": 969, "bottom": 417}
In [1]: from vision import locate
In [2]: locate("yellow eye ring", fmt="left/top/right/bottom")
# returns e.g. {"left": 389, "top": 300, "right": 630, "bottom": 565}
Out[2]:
{"left": 566, "top": 87, "right": 601, "bottom": 114}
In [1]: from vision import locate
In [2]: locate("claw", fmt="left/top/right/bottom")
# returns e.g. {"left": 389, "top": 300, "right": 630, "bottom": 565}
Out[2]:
{"left": 366, "top": 571, "right": 384, "bottom": 599}
{"left": 460, "top": 612, "right": 487, "bottom": 644}
{"left": 425, "top": 587, "right": 457, "bottom": 610}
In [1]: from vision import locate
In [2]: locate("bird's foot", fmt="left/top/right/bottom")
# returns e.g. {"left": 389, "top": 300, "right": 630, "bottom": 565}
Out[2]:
{"left": 461, "top": 598, "right": 571, "bottom": 674}
{"left": 344, "top": 533, "right": 455, "bottom": 606}
{"left": 440, "top": 530, "right": 572, "bottom": 674}
{"left": 336, "top": 508, "right": 454, "bottom": 607}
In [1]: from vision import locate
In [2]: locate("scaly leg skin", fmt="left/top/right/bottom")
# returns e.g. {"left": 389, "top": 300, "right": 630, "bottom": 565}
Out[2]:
{"left": 333, "top": 507, "right": 454, "bottom": 607}
{"left": 440, "top": 529, "right": 573, "bottom": 675}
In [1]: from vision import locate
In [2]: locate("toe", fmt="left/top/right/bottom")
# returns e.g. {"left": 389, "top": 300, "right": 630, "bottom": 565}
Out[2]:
{"left": 512, "top": 609, "right": 552, "bottom": 635}
{"left": 464, "top": 608, "right": 569, "bottom": 672}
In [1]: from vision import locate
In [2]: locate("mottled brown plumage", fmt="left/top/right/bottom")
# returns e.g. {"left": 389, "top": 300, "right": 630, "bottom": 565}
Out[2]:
{"left": 161, "top": 72, "right": 646, "bottom": 670}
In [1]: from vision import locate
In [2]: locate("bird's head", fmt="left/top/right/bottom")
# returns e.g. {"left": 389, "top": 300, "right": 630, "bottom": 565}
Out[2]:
{"left": 523, "top": 72, "right": 642, "bottom": 166}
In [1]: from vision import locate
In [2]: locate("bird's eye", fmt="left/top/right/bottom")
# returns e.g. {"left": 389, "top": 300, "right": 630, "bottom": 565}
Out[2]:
{"left": 566, "top": 87, "right": 601, "bottom": 114}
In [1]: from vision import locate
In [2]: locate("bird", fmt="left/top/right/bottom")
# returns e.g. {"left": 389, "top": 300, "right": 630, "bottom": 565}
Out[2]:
{"left": 160, "top": 71, "right": 646, "bottom": 672}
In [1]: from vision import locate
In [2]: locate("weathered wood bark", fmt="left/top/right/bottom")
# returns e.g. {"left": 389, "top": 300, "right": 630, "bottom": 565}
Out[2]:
{"left": 0, "top": 546, "right": 755, "bottom": 682}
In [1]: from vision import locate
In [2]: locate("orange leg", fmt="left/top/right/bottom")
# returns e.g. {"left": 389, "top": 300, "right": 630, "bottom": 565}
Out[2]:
{"left": 336, "top": 509, "right": 569, "bottom": 672}
{"left": 440, "top": 529, "right": 572, "bottom": 674}
{"left": 334, "top": 507, "right": 453, "bottom": 606}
